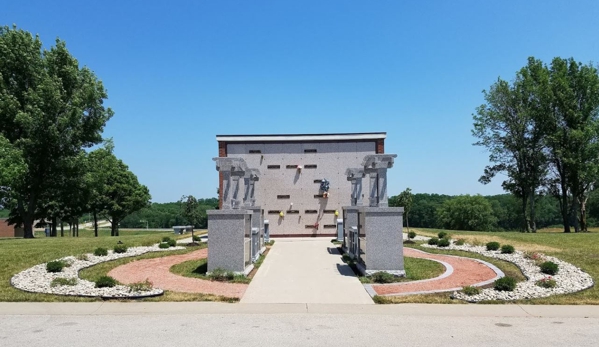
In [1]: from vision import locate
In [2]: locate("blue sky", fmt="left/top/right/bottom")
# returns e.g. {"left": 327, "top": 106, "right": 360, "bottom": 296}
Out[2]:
{"left": 3, "top": 1, "right": 599, "bottom": 202}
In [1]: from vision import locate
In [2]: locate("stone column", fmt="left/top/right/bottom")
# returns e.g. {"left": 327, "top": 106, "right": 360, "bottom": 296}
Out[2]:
{"left": 213, "top": 157, "right": 248, "bottom": 210}
{"left": 361, "top": 154, "right": 397, "bottom": 207}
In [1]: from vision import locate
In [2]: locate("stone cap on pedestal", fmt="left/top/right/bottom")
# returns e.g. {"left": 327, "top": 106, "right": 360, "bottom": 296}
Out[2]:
{"left": 345, "top": 168, "right": 365, "bottom": 180}
{"left": 361, "top": 154, "right": 397, "bottom": 170}
{"left": 213, "top": 157, "right": 248, "bottom": 174}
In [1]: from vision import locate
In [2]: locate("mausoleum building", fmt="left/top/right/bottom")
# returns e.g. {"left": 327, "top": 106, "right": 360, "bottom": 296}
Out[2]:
{"left": 216, "top": 132, "right": 386, "bottom": 237}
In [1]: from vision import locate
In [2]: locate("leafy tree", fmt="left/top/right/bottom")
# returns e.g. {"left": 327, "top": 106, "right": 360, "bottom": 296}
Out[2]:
{"left": 390, "top": 188, "right": 413, "bottom": 231}
{"left": 179, "top": 195, "right": 201, "bottom": 243}
{"left": 409, "top": 193, "right": 451, "bottom": 228}
{"left": 473, "top": 58, "right": 548, "bottom": 232}
{"left": 540, "top": 58, "right": 599, "bottom": 232}
{"left": 436, "top": 195, "right": 497, "bottom": 231}
{"left": 0, "top": 26, "right": 113, "bottom": 238}
{"left": 87, "top": 147, "right": 150, "bottom": 236}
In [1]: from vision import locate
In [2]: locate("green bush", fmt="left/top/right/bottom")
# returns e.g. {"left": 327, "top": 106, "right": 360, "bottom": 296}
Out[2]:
{"left": 408, "top": 231, "right": 416, "bottom": 239}
{"left": 162, "top": 236, "right": 172, "bottom": 243}
{"left": 486, "top": 242, "right": 500, "bottom": 251}
{"left": 536, "top": 277, "right": 557, "bottom": 288}
{"left": 370, "top": 271, "right": 396, "bottom": 284}
{"left": 428, "top": 237, "right": 439, "bottom": 246}
{"left": 192, "top": 235, "right": 202, "bottom": 242}
{"left": 455, "top": 239, "right": 466, "bottom": 246}
{"left": 46, "top": 260, "right": 66, "bottom": 273}
{"left": 437, "top": 238, "right": 450, "bottom": 247}
{"left": 438, "top": 231, "right": 448, "bottom": 239}
{"left": 494, "top": 276, "right": 517, "bottom": 291}
{"left": 95, "top": 276, "right": 117, "bottom": 288}
{"left": 167, "top": 239, "right": 177, "bottom": 247}
{"left": 462, "top": 286, "right": 480, "bottom": 296}
{"left": 114, "top": 244, "right": 128, "bottom": 254}
{"left": 76, "top": 254, "right": 89, "bottom": 261}
{"left": 540, "top": 261, "right": 559, "bottom": 275}
{"left": 209, "top": 268, "right": 235, "bottom": 282}
{"left": 501, "top": 245, "right": 515, "bottom": 254}
{"left": 158, "top": 242, "right": 170, "bottom": 249}
{"left": 94, "top": 247, "right": 108, "bottom": 256}
{"left": 51, "top": 277, "right": 78, "bottom": 287}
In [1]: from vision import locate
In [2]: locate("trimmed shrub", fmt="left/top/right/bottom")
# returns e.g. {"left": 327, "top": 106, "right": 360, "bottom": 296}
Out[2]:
{"left": 438, "top": 231, "right": 448, "bottom": 239}
{"left": 158, "top": 242, "right": 170, "bottom": 249}
{"left": 51, "top": 277, "right": 77, "bottom": 287}
{"left": 501, "top": 245, "right": 515, "bottom": 254}
{"left": 370, "top": 271, "right": 396, "bottom": 284}
{"left": 437, "top": 238, "right": 450, "bottom": 247}
{"left": 408, "top": 231, "right": 416, "bottom": 239}
{"left": 540, "top": 261, "right": 559, "bottom": 275}
{"left": 428, "top": 237, "right": 439, "bottom": 245}
{"left": 192, "top": 235, "right": 202, "bottom": 242}
{"left": 46, "top": 261, "right": 65, "bottom": 273}
{"left": 162, "top": 236, "right": 172, "bottom": 243}
{"left": 94, "top": 247, "right": 108, "bottom": 256}
{"left": 494, "top": 276, "right": 517, "bottom": 291}
{"left": 536, "top": 277, "right": 557, "bottom": 288}
{"left": 77, "top": 254, "right": 89, "bottom": 261}
{"left": 95, "top": 276, "right": 117, "bottom": 288}
{"left": 114, "top": 244, "right": 128, "bottom": 254}
{"left": 167, "top": 239, "right": 177, "bottom": 247}
{"left": 209, "top": 268, "right": 235, "bottom": 282}
{"left": 486, "top": 241, "right": 500, "bottom": 251}
{"left": 455, "top": 239, "right": 466, "bottom": 246}
{"left": 462, "top": 286, "right": 480, "bottom": 296}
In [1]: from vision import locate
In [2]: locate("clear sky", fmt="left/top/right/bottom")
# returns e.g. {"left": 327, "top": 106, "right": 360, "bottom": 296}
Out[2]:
{"left": 3, "top": 1, "right": 599, "bottom": 202}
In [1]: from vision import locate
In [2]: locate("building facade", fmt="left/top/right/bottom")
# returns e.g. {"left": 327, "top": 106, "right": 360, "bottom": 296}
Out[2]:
{"left": 0, "top": 218, "right": 24, "bottom": 238}
{"left": 217, "top": 133, "right": 386, "bottom": 237}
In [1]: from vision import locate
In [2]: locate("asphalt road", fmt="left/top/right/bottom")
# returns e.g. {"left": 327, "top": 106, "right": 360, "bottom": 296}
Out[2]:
{"left": 1, "top": 303, "right": 598, "bottom": 346}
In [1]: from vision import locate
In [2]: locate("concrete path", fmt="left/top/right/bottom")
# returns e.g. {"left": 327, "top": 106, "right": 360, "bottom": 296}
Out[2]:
{"left": 241, "top": 238, "right": 373, "bottom": 304}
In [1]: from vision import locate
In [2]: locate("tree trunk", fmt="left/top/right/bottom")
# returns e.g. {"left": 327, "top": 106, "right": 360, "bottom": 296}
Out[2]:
{"left": 560, "top": 183, "right": 571, "bottom": 233}
{"left": 18, "top": 199, "right": 35, "bottom": 239}
{"left": 111, "top": 220, "right": 119, "bottom": 236}
{"left": 60, "top": 221, "right": 64, "bottom": 237}
{"left": 52, "top": 216, "right": 58, "bottom": 237}
{"left": 406, "top": 213, "right": 410, "bottom": 232}
{"left": 579, "top": 194, "right": 589, "bottom": 232}
{"left": 93, "top": 212, "right": 98, "bottom": 237}
{"left": 529, "top": 191, "right": 537, "bottom": 233}
{"left": 521, "top": 194, "right": 530, "bottom": 233}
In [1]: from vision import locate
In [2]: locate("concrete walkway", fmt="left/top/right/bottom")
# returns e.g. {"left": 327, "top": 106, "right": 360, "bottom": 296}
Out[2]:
{"left": 241, "top": 238, "right": 373, "bottom": 304}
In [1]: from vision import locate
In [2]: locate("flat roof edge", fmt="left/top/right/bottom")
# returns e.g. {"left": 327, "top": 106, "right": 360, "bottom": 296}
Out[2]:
{"left": 217, "top": 132, "right": 386, "bottom": 142}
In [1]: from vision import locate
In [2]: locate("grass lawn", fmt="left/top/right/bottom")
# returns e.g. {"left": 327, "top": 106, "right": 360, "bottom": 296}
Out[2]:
{"left": 0, "top": 231, "right": 176, "bottom": 301}
{"left": 169, "top": 246, "right": 272, "bottom": 284}
{"left": 386, "top": 228, "right": 599, "bottom": 305}
{"left": 358, "top": 257, "right": 446, "bottom": 284}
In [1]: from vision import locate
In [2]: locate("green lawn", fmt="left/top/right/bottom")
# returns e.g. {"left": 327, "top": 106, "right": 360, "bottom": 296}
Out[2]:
{"left": 392, "top": 228, "right": 599, "bottom": 305}
{"left": 359, "top": 257, "right": 446, "bottom": 284}
{"left": 0, "top": 231, "right": 179, "bottom": 301}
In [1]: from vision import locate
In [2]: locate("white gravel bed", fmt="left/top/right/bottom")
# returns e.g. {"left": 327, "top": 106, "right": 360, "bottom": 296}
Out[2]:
{"left": 11, "top": 244, "right": 185, "bottom": 298}
{"left": 402, "top": 233, "right": 430, "bottom": 241}
{"left": 420, "top": 241, "right": 594, "bottom": 302}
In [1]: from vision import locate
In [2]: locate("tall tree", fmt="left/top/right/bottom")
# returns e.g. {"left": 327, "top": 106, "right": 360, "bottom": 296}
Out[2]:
{"left": 393, "top": 188, "right": 413, "bottom": 231}
{"left": 180, "top": 195, "right": 201, "bottom": 243}
{"left": 542, "top": 58, "right": 599, "bottom": 232}
{"left": 436, "top": 195, "right": 497, "bottom": 231}
{"left": 0, "top": 26, "right": 113, "bottom": 238}
{"left": 87, "top": 147, "right": 151, "bottom": 236}
{"left": 473, "top": 57, "right": 550, "bottom": 232}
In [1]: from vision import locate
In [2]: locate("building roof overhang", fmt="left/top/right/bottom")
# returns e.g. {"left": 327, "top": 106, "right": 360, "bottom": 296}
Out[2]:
{"left": 216, "top": 132, "right": 386, "bottom": 143}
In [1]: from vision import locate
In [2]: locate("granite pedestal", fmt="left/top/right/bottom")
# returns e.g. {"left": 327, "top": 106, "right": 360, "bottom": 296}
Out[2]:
{"left": 207, "top": 209, "right": 254, "bottom": 275}
{"left": 355, "top": 206, "right": 405, "bottom": 276}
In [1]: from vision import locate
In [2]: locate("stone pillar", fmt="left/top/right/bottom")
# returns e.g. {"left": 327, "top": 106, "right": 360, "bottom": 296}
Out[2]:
{"left": 343, "top": 168, "right": 365, "bottom": 251}
{"left": 209, "top": 158, "right": 253, "bottom": 274}
{"left": 361, "top": 154, "right": 397, "bottom": 208}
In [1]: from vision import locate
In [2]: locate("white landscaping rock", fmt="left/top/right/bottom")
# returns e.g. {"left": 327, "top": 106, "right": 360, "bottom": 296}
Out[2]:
{"left": 420, "top": 241, "right": 594, "bottom": 302}
{"left": 11, "top": 244, "right": 185, "bottom": 298}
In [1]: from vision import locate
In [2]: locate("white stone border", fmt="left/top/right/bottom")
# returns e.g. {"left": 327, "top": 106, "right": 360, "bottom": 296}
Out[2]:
{"left": 10, "top": 244, "right": 185, "bottom": 299}
{"left": 420, "top": 239, "right": 594, "bottom": 302}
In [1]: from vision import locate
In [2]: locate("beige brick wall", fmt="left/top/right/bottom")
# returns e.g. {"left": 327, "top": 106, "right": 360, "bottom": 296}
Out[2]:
{"left": 226, "top": 141, "right": 376, "bottom": 236}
